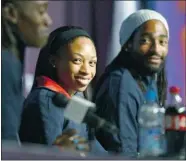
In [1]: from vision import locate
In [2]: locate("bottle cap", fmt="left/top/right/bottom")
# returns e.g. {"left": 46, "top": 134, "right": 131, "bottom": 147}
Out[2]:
{"left": 169, "top": 86, "right": 180, "bottom": 94}
{"left": 145, "top": 90, "right": 156, "bottom": 102}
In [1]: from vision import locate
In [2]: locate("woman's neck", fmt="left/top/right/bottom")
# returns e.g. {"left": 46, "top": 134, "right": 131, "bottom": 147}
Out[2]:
{"left": 66, "top": 88, "right": 76, "bottom": 97}
{"left": 58, "top": 82, "right": 76, "bottom": 97}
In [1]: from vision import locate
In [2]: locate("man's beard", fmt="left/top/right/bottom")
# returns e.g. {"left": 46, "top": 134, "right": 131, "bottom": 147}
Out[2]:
{"left": 130, "top": 51, "right": 165, "bottom": 75}
{"left": 143, "top": 58, "right": 165, "bottom": 73}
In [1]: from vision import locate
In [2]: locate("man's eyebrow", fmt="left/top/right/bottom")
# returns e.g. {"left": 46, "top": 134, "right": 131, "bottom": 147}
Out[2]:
{"left": 159, "top": 35, "right": 168, "bottom": 38}
{"left": 141, "top": 32, "right": 168, "bottom": 38}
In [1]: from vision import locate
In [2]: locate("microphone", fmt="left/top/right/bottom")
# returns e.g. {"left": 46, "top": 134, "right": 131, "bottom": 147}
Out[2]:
{"left": 52, "top": 93, "right": 118, "bottom": 134}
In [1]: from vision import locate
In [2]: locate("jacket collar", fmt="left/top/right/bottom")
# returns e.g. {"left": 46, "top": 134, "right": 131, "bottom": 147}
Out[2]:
{"left": 36, "top": 76, "right": 71, "bottom": 99}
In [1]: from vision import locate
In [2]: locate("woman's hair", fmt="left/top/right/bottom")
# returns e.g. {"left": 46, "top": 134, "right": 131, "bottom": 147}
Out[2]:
{"left": 31, "top": 26, "right": 94, "bottom": 100}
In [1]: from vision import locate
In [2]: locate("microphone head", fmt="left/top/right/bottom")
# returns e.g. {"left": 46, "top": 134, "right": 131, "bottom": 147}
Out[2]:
{"left": 52, "top": 93, "right": 69, "bottom": 107}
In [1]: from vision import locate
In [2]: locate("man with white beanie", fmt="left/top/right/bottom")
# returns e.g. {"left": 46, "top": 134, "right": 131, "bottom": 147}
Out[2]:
{"left": 93, "top": 9, "right": 169, "bottom": 157}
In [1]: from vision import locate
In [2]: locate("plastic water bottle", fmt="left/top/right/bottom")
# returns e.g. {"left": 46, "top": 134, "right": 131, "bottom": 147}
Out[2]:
{"left": 138, "top": 90, "right": 165, "bottom": 157}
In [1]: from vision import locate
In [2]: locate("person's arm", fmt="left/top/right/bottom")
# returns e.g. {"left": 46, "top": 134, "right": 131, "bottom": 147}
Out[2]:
{"left": 95, "top": 71, "right": 139, "bottom": 157}
{"left": 1, "top": 53, "right": 23, "bottom": 141}
{"left": 19, "top": 90, "right": 65, "bottom": 145}
{"left": 38, "top": 91, "right": 67, "bottom": 145}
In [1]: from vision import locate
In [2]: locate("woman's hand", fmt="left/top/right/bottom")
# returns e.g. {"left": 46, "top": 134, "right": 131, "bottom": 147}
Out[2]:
{"left": 53, "top": 129, "right": 90, "bottom": 152}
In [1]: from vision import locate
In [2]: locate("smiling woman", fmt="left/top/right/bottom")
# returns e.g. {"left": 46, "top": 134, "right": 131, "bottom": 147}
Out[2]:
{"left": 52, "top": 36, "right": 97, "bottom": 96}
{"left": 19, "top": 26, "right": 105, "bottom": 154}
{"left": 31, "top": 26, "right": 97, "bottom": 96}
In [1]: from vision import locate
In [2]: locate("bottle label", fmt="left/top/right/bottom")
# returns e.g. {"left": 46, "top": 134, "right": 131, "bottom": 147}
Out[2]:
{"left": 139, "top": 127, "right": 165, "bottom": 156}
{"left": 165, "top": 114, "right": 186, "bottom": 131}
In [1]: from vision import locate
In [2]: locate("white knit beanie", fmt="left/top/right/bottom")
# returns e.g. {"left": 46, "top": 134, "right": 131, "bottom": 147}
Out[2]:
{"left": 119, "top": 9, "right": 169, "bottom": 47}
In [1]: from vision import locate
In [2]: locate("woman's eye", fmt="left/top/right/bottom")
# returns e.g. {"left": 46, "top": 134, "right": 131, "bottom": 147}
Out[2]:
{"left": 89, "top": 61, "right": 97, "bottom": 67}
{"left": 73, "top": 58, "right": 82, "bottom": 64}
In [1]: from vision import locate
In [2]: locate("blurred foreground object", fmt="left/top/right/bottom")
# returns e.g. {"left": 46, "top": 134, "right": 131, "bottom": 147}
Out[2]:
{"left": 2, "top": 140, "right": 88, "bottom": 160}
{"left": 2, "top": 140, "right": 184, "bottom": 160}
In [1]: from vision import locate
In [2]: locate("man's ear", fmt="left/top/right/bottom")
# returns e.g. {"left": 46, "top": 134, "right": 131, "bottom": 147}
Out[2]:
{"left": 3, "top": 3, "right": 19, "bottom": 24}
{"left": 127, "top": 43, "right": 132, "bottom": 50}
{"left": 122, "top": 42, "right": 133, "bottom": 52}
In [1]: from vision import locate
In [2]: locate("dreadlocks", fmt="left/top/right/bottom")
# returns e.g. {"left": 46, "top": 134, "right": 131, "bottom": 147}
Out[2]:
{"left": 157, "top": 66, "right": 167, "bottom": 106}
{"left": 2, "top": 0, "right": 20, "bottom": 53}
{"left": 2, "top": 0, "right": 15, "bottom": 49}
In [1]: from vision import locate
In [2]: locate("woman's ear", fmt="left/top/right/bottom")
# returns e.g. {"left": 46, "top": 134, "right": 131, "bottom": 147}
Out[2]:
{"left": 49, "top": 55, "right": 56, "bottom": 68}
